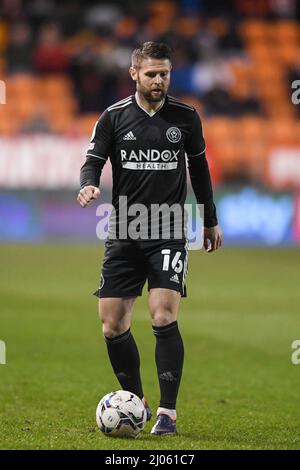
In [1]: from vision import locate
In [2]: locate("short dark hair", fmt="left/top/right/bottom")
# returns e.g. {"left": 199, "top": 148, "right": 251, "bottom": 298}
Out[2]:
{"left": 131, "top": 42, "right": 171, "bottom": 68}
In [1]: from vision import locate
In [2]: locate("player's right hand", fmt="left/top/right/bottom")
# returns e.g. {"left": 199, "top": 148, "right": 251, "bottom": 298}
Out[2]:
{"left": 204, "top": 224, "right": 223, "bottom": 253}
{"left": 77, "top": 185, "right": 100, "bottom": 207}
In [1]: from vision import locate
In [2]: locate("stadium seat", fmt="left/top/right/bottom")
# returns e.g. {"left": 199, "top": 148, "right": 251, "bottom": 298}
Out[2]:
{"left": 274, "top": 21, "right": 300, "bottom": 44}
{"left": 239, "top": 20, "right": 269, "bottom": 43}
{"left": 175, "top": 17, "right": 200, "bottom": 37}
{"left": 114, "top": 17, "right": 138, "bottom": 39}
{"left": 239, "top": 117, "right": 265, "bottom": 141}
{"left": 149, "top": 0, "right": 177, "bottom": 19}
{"left": 45, "top": 97, "right": 77, "bottom": 116}
{"left": 8, "top": 74, "right": 38, "bottom": 96}
{"left": 0, "top": 106, "right": 21, "bottom": 134}
{"left": 205, "top": 118, "right": 236, "bottom": 142}
{"left": 7, "top": 95, "right": 39, "bottom": 121}
{"left": 254, "top": 63, "right": 283, "bottom": 83}
{"left": 48, "top": 113, "right": 74, "bottom": 134}
{"left": 276, "top": 43, "right": 299, "bottom": 66}
{"left": 247, "top": 43, "right": 274, "bottom": 63}
{"left": 145, "top": 16, "right": 172, "bottom": 36}
{"left": 41, "top": 75, "right": 74, "bottom": 98}
{"left": 265, "top": 119, "right": 297, "bottom": 144}
{"left": 177, "top": 95, "right": 203, "bottom": 115}
{"left": 206, "top": 18, "right": 228, "bottom": 36}
{"left": 74, "top": 113, "right": 100, "bottom": 135}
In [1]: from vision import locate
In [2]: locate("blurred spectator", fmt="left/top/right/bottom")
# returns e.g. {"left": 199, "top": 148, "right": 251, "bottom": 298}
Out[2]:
{"left": 191, "top": 23, "right": 219, "bottom": 62}
{"left": 218, "top": 20, "right": 244, "bottom": 56}
{"left": 33, "top": 22, "right": 70, "bottom": 74}
{"left": 234, "top": 0, "right": 272, "bottom": 17}
{"left": 84, "top": 3, "right": 122, "bottom": 35}
{"left": 114, "top": 16, "right": 139, "bottom": 48}
{"left": 20, "top": 112, "right": 51, "bottom": 133}
{"left": 0, "top": 19, "right": 8, "bottom": 53}
{"left": 0, "top": 0, "right": 297, "bottom": 134}
{"left": 170, "top": 46, "right": 194, "bottom": 95}
{"left": 6, "top": 22, "right": 32, "bottom": 74}
{"left": 204, "top": 0, "right": 235, "bottom": 17}
{"left": 1, "top": 0, "right": 23, "bottom": 20}
{"left": 70, "top": 41, "right": 126, "bottom": 112}
{"left": 202, "top": 84, "right": 263, "bottom": 117}
{"left": 57, "top": 1, "right": 83, "bottom": 37}
{"left": 25, "top": 0, "right": 56, "bottom": 37}
{"left": 235, "top": 93, "right": 262, "bottom": 116}
{"left": 179, "top": 0, "right": 205, "bottom": 16}
{"left": 70, "top": 47, "right": 104, "bottom": 113}
{"left": 114, "top": 69, "right": 135, "bottom": 101}
{"left": 270, "top": 0, "right": 297, "bottom": 18}
{"left": 191, "top": 58, "right": 234, "bottom": 96}
{"left": 202, "top": 86, "right": 237, "bottom": 116}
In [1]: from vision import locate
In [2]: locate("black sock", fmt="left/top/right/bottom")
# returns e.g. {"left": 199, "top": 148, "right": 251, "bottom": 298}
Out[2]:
{"left": 152, "top": 321, "right": 184, "bottom": 409}
{"left": 104, "top": 329, "right": 144, "bottom": 399}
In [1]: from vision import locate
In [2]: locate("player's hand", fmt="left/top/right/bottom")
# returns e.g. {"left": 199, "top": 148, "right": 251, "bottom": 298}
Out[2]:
{"left": 77, "top": 185, "right": 100, "bottom": 207}
{"left": 204, "top": 225, "right": 223, "bottom": 253}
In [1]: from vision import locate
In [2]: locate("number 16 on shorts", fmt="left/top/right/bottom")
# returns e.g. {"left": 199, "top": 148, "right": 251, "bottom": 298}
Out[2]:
{"left": 160, "top": 248, "right": 188, "bottom": 296}
{"left": 161, "top": 249, "right": 184, "bottom": 273}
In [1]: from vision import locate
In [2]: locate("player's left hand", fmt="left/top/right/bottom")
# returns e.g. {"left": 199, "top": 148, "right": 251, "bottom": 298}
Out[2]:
{"left": 204, "top": 225, "right": 223, "bottom": 253}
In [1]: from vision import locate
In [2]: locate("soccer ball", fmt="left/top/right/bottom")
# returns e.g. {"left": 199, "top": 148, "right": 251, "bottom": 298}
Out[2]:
{"left": 96, "top": 390, "right": 147, "bottom": 438}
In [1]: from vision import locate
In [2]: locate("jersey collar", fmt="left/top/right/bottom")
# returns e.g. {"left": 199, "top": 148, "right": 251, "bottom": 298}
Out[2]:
{"left": 134, "top": 92, "right": 165, "bottom": 117}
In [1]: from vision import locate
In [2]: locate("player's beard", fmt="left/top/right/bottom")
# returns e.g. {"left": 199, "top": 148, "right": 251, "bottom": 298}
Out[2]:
{"left": 137, "top": 76, "right": 167, "bottom": 103}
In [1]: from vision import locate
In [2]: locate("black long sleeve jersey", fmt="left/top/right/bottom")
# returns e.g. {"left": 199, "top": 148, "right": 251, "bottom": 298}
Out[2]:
{"left": 80, "top": 94, "right": 218, "bottom": 237}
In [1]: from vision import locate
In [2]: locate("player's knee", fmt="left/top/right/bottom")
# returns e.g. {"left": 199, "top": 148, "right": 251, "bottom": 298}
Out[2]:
{"left": 98, "top": 302, "right": 132, "bottom": 338}
{"left": 151, "top": 308, "right": 175, "bottom": 327}
{"left": 101, "top": 320, "right": 128, "bottom": 339}
{"left": 100, "top": 309, "right": 130, "bottom": 338}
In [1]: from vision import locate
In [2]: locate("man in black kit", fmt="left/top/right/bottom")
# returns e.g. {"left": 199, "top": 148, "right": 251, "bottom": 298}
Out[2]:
{"left": 77, "top": 42, "right": 223, "bottom": 435}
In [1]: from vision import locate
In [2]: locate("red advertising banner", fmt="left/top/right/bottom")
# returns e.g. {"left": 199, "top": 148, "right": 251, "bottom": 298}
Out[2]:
{"left": 268, "top": 147, "right": 300, "bottom": 189}
{"left": 0, "top": 135, "right": 112, "bottom": 189}
{"left": 294, "top": 192, "right": 300, "bottom": 243}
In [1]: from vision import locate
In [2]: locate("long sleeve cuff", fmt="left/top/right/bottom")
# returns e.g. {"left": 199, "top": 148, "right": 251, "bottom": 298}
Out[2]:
{"left": 80, "top": 155, "right": 106, "bottom": 189}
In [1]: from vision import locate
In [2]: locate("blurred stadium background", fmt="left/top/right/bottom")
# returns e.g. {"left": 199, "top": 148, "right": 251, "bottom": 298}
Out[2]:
{"left": 0, "top": 0, "right": 300, "bottom": 245}
{"left": 1, "top": 0, "right": 300, "bottom": 450}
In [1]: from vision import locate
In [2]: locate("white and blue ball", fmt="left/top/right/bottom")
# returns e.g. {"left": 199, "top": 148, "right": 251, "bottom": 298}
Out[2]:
{"left": 96, "top": 390, "right": 147, "bottom": 438}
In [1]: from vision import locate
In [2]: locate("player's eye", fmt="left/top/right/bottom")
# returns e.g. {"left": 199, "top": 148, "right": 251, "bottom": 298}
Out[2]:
{"left": 145, "top": 72, "right": 168, "bottom": 78}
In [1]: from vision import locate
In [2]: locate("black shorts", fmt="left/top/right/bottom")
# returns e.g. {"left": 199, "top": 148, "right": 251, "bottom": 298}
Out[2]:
{"left": 94, "top": 239, "right": 189, "bottom": 298}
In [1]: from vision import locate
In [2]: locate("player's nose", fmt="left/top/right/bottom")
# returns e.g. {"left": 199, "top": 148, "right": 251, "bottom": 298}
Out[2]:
{"left": 154, "top": 74, "right": 163, "bottom": 85}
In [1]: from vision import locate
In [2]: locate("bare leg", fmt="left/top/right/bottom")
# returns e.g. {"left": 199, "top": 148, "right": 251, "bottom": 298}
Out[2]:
{"left": 148, "top": 288, "right": 181, "bottom": 327}
{"left": 99, "top": 297, "right": 136, "bottom": 338}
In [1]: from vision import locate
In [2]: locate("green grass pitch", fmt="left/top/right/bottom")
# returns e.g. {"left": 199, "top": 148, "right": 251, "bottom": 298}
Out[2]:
{"left": 0, "top": 245, "right": 300, "bottom": 450}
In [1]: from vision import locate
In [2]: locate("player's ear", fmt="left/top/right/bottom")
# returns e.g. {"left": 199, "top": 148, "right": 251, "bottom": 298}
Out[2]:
{"left": 129, "top": 66, "right": 137, "bottom": 81}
